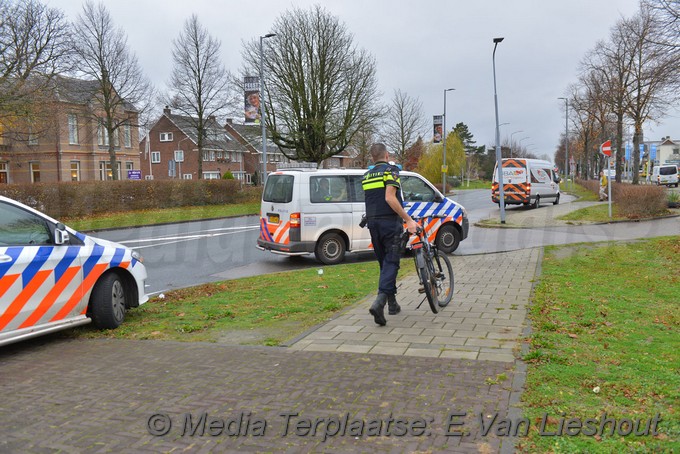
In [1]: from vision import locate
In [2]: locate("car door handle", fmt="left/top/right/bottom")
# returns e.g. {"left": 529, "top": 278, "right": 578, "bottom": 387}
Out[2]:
{"left": 0, "top": 254, "right": 12, "bottom": 263}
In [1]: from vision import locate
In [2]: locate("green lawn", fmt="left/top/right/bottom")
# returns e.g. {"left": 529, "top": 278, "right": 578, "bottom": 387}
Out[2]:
{"left": 520, "top": 237, "right": 679, "bottom": 453}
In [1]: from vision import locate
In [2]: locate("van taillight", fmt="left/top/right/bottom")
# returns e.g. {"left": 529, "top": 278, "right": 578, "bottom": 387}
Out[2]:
{"left": 290, "top": 213, "right": 301, "bottom": 228}
{"left": 527, "top": 183, "right": 531, "bottom": 193}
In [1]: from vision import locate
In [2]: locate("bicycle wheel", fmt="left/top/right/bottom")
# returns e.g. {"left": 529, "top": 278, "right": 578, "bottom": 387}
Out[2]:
{"left": 415, "top": 248, "right": 438, "bottom": 314}
{"left": 432, "top": 251, "right": 454, "bottom": 307}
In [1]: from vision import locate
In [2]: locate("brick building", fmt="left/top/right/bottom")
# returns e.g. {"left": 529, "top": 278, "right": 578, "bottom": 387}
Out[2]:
{"left": 0, "top": 76, "right": 142, "bottom": 184}
{"left": 140, "top": 108, "right": 252, "bottom": 181}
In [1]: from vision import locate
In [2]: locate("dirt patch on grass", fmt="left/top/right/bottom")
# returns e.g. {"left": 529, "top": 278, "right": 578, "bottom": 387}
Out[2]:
{"left": 215, "top": 321, "right": 310, "bottom": 346}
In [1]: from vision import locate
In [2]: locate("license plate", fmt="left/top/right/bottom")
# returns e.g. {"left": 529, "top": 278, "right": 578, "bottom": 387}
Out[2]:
{"left": 268, "top": 214, "right": 280, "bottom": 224}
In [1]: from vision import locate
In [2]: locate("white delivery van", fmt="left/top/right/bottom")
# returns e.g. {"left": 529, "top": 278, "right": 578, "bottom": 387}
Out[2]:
{"left": 492, "top": 158, "right": 561, "bottom": 208}
{"left": 651, "top": 164, "right": 679, "bottom": 187}
{"left": 256, "top": 168, "right": 469, "bottom": 264}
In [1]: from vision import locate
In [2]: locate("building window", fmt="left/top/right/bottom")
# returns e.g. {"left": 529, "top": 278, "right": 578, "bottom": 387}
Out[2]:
{"left": 0, "top": 162, "right": 8, "bottom": 184}
{"left": 68, "top": 114, "right": 79, "bottom": 144}
{"left": 126, "top": 161, "right": 134, "bottom": 171}
{"left": 151, "top": 151, "right": 161, "bottom": 163}
{"left": 124, "top": 123, "right": 132, "bottom": 148}
{"left": 70, "top": 161, "right": 80, "bottom": 181}
{"left": 28, "top": 126, "right": 38, "bottom": 145}
{"left": 182, "top": 173, "right": 193, "bottom": 180}
{"left": 159, "top": 132, "right": 173, "bottom": 142}
{"left": 99, "top": 161, "right": 121, "bottom": 180}
{"left": 113, "top": 127, "right": 120, "bottom": 148}
{"left": 98, "top": 121, "right": 109, "bottom": 147}
{"left": 202, "top": 171, "right": 220, "bottom": 179}
{"left": 30, "top": 162, "right": 40, "bottom": 183}
{"left": 202, "top": 150, "right": 216, "bottom": 161}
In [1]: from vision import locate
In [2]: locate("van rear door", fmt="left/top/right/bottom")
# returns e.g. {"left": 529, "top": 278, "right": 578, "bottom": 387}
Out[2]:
{"left": 260, "top": 173, "right": 296, "bottom": 247}
{"left": 492, "top": 159, "right": 529, "bottom": 204}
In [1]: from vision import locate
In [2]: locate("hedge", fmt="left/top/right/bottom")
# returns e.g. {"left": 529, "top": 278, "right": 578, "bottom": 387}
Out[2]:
{"left": 0, "top": 180, "right": 262, "bottom": 219}
{"left": 576, "top": 178, "right": 667, "bottom": 219}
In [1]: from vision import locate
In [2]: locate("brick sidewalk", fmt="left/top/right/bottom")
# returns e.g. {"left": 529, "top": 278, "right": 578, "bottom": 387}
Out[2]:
{"left": 289, "top": 249, "right": 540, "bottom": 363}
{"left": 0, "top": 249, "right": 541, "bottom": 453}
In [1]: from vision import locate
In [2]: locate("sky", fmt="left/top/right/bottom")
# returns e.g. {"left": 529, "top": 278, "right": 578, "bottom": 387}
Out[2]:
{"left": 46, "top": 0, "right": 680, "bottom": 163}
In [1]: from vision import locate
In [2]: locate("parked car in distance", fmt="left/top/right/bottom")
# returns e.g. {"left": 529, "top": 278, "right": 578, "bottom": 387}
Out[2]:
{"left": 652, "top": 164, "right": 679, "bottom": 187}
{"left": 257, "top": 168, "right": 469, "bottom": 264}
{"left": 0, "top": 196, "right": 148, "bottom": 347}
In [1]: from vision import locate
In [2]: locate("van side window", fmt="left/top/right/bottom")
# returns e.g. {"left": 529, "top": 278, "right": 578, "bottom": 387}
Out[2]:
{"left": 401, "top": 176, "right": 435, "bottom": 202}
{"left": 531, "top": 168, "right": 552, "bottom": 184}
{"left": 0, "top": 202, "right": 52, "bottom": 246}
{"left": 310, "top": 176, "right": 349, "bottom": 203}
{"left": 350, "top": 176, "right": 365, "bottom": 202}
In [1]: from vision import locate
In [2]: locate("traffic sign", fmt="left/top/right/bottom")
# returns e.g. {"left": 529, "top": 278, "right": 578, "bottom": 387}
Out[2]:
{"left": 601, "top": 140, "right": 612, "bottom": 157}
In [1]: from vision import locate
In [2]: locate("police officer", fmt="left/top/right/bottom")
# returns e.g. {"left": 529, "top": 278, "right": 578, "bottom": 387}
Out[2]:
{"left": 362, "top": 143, "right": 418, "bottom": 326}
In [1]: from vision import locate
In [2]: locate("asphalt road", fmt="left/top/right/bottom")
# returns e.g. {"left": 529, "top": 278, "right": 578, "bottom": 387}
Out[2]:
{"left": 94, "top": 189, "right": 679, "bottom": 295}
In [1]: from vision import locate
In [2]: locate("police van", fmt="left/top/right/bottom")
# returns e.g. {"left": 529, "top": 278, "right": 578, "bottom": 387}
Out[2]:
{"left": 256, "top": 168, "right": 469, "bottom": 264}
{"left": 0, "top": 195, "right": 148, "bottom": 346}
{"left": 492, "top": 158, "right": 561, "bottom": 208}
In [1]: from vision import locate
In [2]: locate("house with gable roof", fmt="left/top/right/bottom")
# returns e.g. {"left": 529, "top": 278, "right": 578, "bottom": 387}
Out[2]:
{"left": 140, "top": 107, "right": 252, "bottom": 181}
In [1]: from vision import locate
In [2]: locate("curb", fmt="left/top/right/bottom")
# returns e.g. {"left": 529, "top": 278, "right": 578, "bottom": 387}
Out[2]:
{"left": 78, "top": 213, "right": 260, "bottom": 234}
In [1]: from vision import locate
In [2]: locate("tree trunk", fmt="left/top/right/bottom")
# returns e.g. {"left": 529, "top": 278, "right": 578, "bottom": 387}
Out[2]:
{"left": 632, "top": 124, "right": 643, "bottom": 185}
{"left": 615, "top": 114, "right": 624, "bottom": 183}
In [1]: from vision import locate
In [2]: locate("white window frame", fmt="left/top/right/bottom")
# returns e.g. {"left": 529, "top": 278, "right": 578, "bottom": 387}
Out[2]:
{"left": 99, "top": 160, "right": 122, "bottom": 180}
{"left": 182, "top": 173, "right": 193, "bottom": 180}
{"left": 30, "top": 162, "right": 40, "bottom": 183}
{"left": 151, "top": 151, "right": 161, "bottom": 164}
{"left": 202, "top": 171, "right": 220, "bottom": 179}
{"left": 68, "top": 114, "right": 79, "bottom": 144}
{"left": 0, "top": 162, "right": 8, "bottom": 184}
{"left": 174, "top": 150, "right": 184, "bottom": 162}
{"left": 124, "top": 123, "right": 132, "bottom": 148}
{"left": 97, "top": 121, "right": 109, "bottom": 147}
{"left": 159, "top": 132, "right": 173, "bottom": 142}
{"left": 70, "top": 161, "right": 80, "bottom": 181}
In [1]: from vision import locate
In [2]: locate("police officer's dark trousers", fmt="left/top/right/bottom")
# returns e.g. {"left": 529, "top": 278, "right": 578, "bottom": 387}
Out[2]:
{"left": 367, "top": 217, "right": 403, "bottom": 296}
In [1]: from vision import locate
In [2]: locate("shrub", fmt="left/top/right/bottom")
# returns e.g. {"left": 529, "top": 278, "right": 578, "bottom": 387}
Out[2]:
{"left": 575, "top": 178, "right": 666, "bottom": 219}
{"left": 0, "top": 180, "right": 263, "bottom": 219}
{"left": 222, "top": 170, "right": 235, "bottom": 179}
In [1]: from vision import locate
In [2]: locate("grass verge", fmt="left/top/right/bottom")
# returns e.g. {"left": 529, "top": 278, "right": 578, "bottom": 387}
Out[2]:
{"left": 562, "top": 182, "right": 599, "bottom": 202}
{"left": 558, "top": 203, "right": 623, "bottom": 223}
{"left": 453, "top": 180, "right": 492, "bottom": 191}
{"left": 63, "top": 202, "right": 261, "bottom": 231}
{"left": 520, "top": 237, "right": 679, "bottom": 453}
{"left": 61, "top": 262, "right": 414, "bottom": 346}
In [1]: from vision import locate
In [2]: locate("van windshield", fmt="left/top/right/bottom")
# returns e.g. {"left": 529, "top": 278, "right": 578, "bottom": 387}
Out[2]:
{"left": 263, "top": 175, "right": 294, "bottom": 203}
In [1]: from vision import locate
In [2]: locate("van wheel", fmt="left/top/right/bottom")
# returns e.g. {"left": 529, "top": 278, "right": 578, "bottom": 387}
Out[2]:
{"left": 435, "top": 224, "right": 461, "bottom": 254}
{"left": 315, "top": 233, "right": 346, "bottom": 265}
{"left": 90, "top": 272, "right": 126, "bottom": 329}
{"left": 553, "top": 193, "right": 560, "bottom": 205}
{"left": 532, "top": 195, "right": 540, "bottom": 209}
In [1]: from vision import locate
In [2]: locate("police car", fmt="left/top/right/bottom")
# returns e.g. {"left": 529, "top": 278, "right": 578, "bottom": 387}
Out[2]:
{"left": 257, "top": 168, "right": 469, "bottom": 264}
{"left": 0, "top": 195, "right": 148, "bottom": 346}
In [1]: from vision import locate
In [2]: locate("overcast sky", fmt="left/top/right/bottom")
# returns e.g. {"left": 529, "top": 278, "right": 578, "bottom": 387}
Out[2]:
{"left": 47, "top": 0, "right": 680, "bottom": 163}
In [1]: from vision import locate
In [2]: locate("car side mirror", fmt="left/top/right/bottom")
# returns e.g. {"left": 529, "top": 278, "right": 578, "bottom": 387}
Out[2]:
{"left": 433, "top": 194, "right": 443, "bottom": 203}
{"left": 55, "top": 223, "right": 69, "bottom": 245}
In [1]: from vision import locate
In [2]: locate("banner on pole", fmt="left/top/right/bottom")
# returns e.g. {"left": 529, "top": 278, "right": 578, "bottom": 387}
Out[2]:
{"left": 244, "top": 76, "right": 260, "bottom": 124}
{"left": 433, "top": 115, "right": 443, "bottom": 143}
{"left": 625, "top": 142, "right": 631, "bottom": 161}
{"left": 650, "top": 144, "right": 657, "bottom": 162}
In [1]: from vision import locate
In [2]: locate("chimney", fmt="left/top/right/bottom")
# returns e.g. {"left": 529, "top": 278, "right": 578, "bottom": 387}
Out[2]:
{"left": 226, "top": 118, "right": 233, "bottom": 125}
{"left": 163, "top": 105, "right": 171, "bottom": 115}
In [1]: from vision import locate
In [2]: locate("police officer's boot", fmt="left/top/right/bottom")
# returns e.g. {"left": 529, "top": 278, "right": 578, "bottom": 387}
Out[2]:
{"left": 387, "top": 294, "right": 401, "bottom": 315}
{"left": 369, "top": 293, "right": 388, "bottom": 326}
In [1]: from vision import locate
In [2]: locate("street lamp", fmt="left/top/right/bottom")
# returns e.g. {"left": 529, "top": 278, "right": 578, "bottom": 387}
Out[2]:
{"left": 510, "top": 130, "right": 523, "bottom": 157}
{"left": 558, "top": 97, "right": 568, "bottom": 187}
{"left": 442, "top": 88, "right": 455, "bottom": 194}
{"left": 493, "top": 37, "right": 505, "bottom": 223}
{"left": 260, "top": 33, "right": 276, "bottom": 186}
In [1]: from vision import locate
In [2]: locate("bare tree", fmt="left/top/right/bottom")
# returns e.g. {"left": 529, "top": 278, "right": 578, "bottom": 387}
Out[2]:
{"left": 0, "top": 0, "right": 72, "bottom": 139}
{"left": 381, "top": 89, "right": 426, "bottom": 165}
{"left": 241, "top": 5, "right": 380, "bottom": 164}
{"left": 623, "top": 6, "right": 680, "bottom": 184}
{"left": 168, "top": 14, "right": 232, "bottom": 179}
{"left": 73, "top": 1, "right": 153, "bottom": 180}
{"left": 643, "top": 0, "right": 680, "bottom": 48}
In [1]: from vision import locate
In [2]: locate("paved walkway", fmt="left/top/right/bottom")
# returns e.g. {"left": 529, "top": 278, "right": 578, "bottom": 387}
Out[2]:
{"left": 290, "top": 249, "right": 540, "bottom": 363}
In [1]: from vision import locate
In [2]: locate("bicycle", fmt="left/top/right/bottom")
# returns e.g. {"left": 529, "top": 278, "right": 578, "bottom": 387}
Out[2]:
{"left": 402, "top": 215, "right": 455, "bottom": 314}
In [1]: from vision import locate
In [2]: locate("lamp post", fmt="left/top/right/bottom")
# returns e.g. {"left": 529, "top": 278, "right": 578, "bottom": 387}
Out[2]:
{"left": 493, "top": 37, "right": 505, "bottom": 223}
{"left": 558, "top": 97, "right": 568, "bottom": 188}
{"left": 260, "top": 33, "right": 276, "bottom": 186}
{"left": 510, "top": 130, "right": 523, "bottom": 157}
{"left": 518, "top": 136, "right": 530, "bottom": 155}
{"left": 442, "top": 88, "right": 455, "bottom": 194}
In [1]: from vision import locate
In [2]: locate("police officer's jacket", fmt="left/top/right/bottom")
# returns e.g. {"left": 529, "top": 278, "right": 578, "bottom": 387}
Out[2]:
{"left": 362, "top": 162, "right": 403, "bottom": 220}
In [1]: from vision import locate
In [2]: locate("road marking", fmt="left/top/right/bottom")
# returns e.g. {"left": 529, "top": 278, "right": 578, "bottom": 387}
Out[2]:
{"left": 118, "top": 226, "right": 259, "bottom": 249}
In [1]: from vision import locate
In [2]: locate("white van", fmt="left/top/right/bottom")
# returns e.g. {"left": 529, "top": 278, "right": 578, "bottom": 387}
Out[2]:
{"left": 492, "top": 158, "right": 561, "bottom": 208}
{"left": 652, "top": 164, "right": 679, "bottom": 187}
{"left": 256, "top": 168, "right": 469, "bottom": 264}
